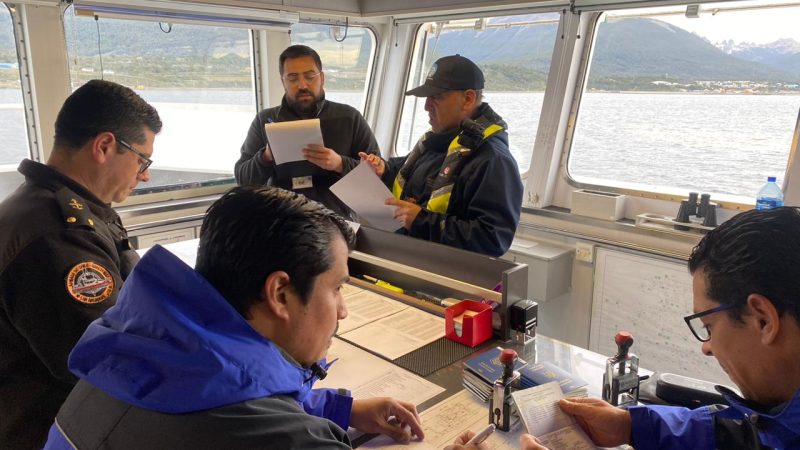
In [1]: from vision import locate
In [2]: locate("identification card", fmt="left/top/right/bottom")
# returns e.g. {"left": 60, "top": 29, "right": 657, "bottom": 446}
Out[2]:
{"left": 292, "top": 176, "right": 313, "bottom": 190}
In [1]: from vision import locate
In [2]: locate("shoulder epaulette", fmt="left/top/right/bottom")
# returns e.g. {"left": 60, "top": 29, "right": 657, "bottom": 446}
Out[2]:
{"left": 54, "top": 187, "right": 97, "bottom": 230}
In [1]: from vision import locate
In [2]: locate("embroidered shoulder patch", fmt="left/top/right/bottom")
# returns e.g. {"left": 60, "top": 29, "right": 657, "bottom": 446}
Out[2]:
{"left": 65, "top": 262, "right": 115, "bottom": 304}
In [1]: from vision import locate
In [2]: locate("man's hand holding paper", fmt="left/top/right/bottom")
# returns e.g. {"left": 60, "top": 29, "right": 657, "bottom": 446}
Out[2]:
{"left": 303, "top": 143, "right": 344, "bottom": 173}
{"left": 330, "top": 162, "right": 399, "bottom": 231}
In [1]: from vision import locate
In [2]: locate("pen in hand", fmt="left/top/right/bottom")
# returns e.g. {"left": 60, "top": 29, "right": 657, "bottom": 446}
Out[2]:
{"left": 465, "top": 423, "right": 495, "bottom": 445}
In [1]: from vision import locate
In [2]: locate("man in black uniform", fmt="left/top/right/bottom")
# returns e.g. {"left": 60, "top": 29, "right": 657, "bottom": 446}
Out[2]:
{"left": 360, "top": 55, "right": 523, "bottom": 257}
{"left": 0, "top": 79, "right": 162, "bottom": 450}
{"left": 235, "top": 44, "right": 380, "bottom": 218}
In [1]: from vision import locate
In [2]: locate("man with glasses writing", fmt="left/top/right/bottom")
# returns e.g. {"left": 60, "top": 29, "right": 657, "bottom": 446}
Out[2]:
{"left": 478, "top": 207, "right": 800, "bottom": 450}
{"left": 236, "top": 44, "right": 380, "bottom": 219}
{"left": 0, "top": 79, "right": 161, "bottom": 450}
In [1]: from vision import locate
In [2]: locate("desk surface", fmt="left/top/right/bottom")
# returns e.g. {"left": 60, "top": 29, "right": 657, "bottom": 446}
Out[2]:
{"left": 152, "top": 240, "right": 639, "bottom": 448}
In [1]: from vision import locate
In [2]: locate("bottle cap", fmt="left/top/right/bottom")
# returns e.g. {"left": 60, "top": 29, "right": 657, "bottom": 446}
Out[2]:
{"left": 768, "top": 176, "right": 777, "bottom": 182}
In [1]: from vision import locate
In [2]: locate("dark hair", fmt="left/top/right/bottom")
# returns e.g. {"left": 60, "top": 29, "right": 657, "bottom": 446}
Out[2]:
{"left": 689, "top": 206, "right": 800, "bottom": 323}
{"left": 195, "top": 186, "right": 355, "bottom": 318}
{"left": 278, "top": 45, "right": 323, "bottom": 76}
{"left": 54, "top": 79, "right": 162, "bottom": 150}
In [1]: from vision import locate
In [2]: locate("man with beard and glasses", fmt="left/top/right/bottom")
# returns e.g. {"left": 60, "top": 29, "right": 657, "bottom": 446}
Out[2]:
{"left": 235, "top": 45, "right": 380, "bottom": 219}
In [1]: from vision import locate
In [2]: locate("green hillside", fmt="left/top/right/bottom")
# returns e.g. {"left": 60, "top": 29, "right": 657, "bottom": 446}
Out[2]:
{"left": 3, "top": 10, "right": 800, "bottom": 91}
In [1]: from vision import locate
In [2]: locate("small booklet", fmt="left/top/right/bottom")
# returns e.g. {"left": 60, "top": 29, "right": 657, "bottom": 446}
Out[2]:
{"left": 463, "top": 347, "right": 527, "bottom": 385}
{"left": 511, "top": 381, "right": 596, "bottom": 450}
{"left": 519, "top": 361, "right": 589, "bottom": 396}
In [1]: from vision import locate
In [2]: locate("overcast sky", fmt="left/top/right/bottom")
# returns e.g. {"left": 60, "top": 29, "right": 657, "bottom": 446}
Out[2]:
{"left": 659, "top": 6, "right": 800, "bottom": 44}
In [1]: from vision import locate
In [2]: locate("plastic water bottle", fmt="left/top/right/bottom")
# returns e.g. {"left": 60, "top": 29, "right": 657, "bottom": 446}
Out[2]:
{"left": 755, "top": 177, "right": 784, "bottom": 210}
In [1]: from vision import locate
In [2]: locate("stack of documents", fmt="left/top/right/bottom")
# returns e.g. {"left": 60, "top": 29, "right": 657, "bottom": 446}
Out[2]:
{"left": 462, "top": 347, "right": 526, "bottom": 402}
{"left": 461, "top": 348, "right": 588, "bottom": 402}
{"left": 336, "top": 285, "right": 446, "bottom": 360}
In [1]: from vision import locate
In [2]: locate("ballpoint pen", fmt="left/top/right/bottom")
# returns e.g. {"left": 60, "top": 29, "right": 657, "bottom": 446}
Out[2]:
{"left": 465, "top": 423, "right": 495, "bottom": 445}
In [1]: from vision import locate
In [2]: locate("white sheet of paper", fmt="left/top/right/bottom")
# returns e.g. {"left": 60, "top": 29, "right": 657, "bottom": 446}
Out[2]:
{"left": 360, "top": 390, "right": 521, "bottom": 449}
{"left": 511, "top": 382, "right": 595, "bottom": 450}
{"left": 330, "top": 162, "right": 399, "bottom": 231}
{"left": 138, "top": 238, "right": 199, "bottom": 267}
{"left": 317, "top": 338, "right": 444, "bottom": 406}
{"left": 264, "top": 119, "right": 324, "bottom": 165}
{"left": 337, "top": 290, "right": 409, "bottom": 334}
{"left": 339, "top": 308, "right": 445, "bottom": 360}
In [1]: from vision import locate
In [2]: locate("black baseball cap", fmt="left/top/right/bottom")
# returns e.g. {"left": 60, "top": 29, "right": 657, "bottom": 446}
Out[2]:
{"left": 405, "top": 54, "right": 485, "bottom": 97}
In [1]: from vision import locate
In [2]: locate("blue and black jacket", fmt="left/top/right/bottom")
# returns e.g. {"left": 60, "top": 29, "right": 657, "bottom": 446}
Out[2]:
{"left": 44, "top": 245, "right": 353, "bottom": 449}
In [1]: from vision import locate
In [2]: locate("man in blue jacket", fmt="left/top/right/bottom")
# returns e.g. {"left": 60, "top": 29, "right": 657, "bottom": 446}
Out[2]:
{"left": 360, "top": 55, "right": 523, "bottom": 257}
{"left": 455, "top": 207, "right": 800, "bottom": 450}
{"left": 43, "top": 186, "right": 423, "bottom": 449}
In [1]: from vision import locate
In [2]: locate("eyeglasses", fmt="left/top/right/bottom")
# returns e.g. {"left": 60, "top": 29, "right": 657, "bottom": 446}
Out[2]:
{"left": 684, "top": 303, "right": 737, "bottom": 342}
{"left": 282, "top": 71, "right": 321, "bottom": 84}
{"left": 117, "top": 138, "right": 153, "bottom": 174}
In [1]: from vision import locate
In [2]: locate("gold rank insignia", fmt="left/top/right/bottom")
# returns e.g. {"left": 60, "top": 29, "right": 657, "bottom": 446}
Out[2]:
{"left": 69, "top": 198, "right": 84, "bottom": 210}
{"left": 66, "top": 262, "right": 115, "bottom": 304}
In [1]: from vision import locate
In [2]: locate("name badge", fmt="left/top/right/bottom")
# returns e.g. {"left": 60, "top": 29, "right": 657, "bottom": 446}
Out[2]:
{"left": 292, "top": 176, "right": 313, "bottom": 190}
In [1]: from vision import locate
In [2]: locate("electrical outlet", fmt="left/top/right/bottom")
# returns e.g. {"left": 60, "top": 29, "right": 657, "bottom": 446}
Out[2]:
{"left": 575, "top": 242, "right": 594, "bottom": 263}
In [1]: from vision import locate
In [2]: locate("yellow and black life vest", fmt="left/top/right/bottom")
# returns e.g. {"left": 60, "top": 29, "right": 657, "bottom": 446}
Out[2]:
{"left": 393, "top": 105, "right": 505, "bottom": 214}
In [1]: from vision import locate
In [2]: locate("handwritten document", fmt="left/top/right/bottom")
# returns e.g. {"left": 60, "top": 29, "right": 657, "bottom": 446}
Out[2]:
{"left": 330, "top": 162, "right": 398, "bottom": 231}
{"left": 511, "top": 382, "right": 595, "bottom": 450}
{"left": 360, "top": 390, "right": 520, "bottom": 449}
{"left": 318, "top": 339, "right": 443, "bottom": 406}
{"left": 264, "top": 119, "right": 324, "bottom": 164}
{"left": 339, "top": 308, "right": 445, "bottom": 360}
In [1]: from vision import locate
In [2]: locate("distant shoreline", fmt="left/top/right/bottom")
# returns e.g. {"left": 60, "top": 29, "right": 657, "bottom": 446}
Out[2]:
{"left": 2, "top": 86, "right": 800, "bottom": 96}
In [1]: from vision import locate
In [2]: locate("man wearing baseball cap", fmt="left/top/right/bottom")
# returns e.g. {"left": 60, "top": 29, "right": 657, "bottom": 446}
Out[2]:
{"left": 360, "top": 54, "right": 523, "bottom": 257}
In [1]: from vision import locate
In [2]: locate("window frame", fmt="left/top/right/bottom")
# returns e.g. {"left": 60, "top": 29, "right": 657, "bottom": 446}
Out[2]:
{"left": 3, "top": 2, "right": 39, "bottom": 162}
{"left": 555, "top": 5, "right": 799, "bottom": 212}
{"left": 61, "top": 7, "right": 261, "bottom": 207}
{"left": 391, "top": 22, "right": 425, "bottom": 158}
{"left": 288, "top": 19, "right": 380, "bottom": 117}
{"left": 392, "top": 13, "right": 563, "bottom": 175}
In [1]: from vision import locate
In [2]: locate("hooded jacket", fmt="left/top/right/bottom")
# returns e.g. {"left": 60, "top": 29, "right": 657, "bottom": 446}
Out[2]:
{"left": 43, "top": 245, "right": 353, "bottom": 449}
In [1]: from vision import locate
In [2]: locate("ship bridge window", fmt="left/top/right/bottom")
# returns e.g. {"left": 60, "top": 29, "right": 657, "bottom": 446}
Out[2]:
{"left": 395, "top": 13, "right": 560, "bottom": 173}
{"left": 567, "top": 1, "right": 800, "bottom": 204}
{"left": 64, "top": 5, "right": 256, "bottom": 197}
{"left": 290, "top": 23, "right": 376, "bottom": 114}
{"left": 0, "top": 4, "right": 30, "bottom": 189}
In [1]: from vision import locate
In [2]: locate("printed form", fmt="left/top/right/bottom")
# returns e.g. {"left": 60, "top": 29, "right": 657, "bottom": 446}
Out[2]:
{"left": 337, "top": 289, "right": 409, "bottom": 334}
{"left": 360, "top": 389, "right": 520, "bottom": 449}
{"left": 317, "top": 338, "right": 443, "bottom": 406}
{"left": 339, "top": 307, "right": 445, "bottom": 360}
{"left": 511, "top": 382, "right": 595, "bottom": 450}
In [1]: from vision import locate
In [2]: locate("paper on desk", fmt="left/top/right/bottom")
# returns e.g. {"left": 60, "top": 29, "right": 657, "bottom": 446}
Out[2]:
{"left": 338, "top": 308, "right": 445, "bottom": 360}
{"left": 341, "top": 283, "right": 364, "bottom": 298}
{"left": 337, "top": 290, "right": 409, "bottom": 334}
{"left": 317, "top": 338, "right": 443, "bottom": 406}
{"left": 330, "top": 162, "right": 398, "bottom": 231}
{"left": 264, "top": 119, "right": 323, "bottom": 164}
{"left": 511, "top": 382, "right": 595, "bottom": 450}
{"left": 360, "top": 389, "right": 520, "bottom": 449}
